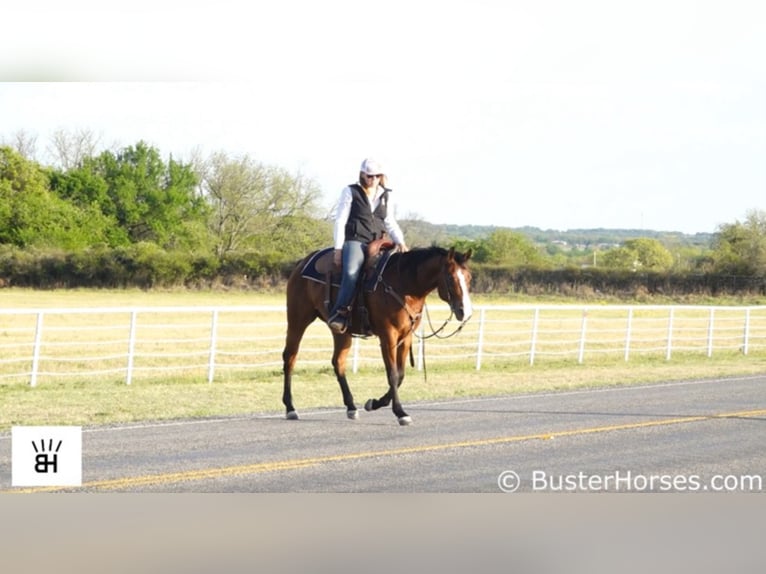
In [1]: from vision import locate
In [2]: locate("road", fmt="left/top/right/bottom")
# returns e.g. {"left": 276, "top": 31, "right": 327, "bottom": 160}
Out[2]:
{"left": 1, "top": 375, "right": 765, "bottom": 492}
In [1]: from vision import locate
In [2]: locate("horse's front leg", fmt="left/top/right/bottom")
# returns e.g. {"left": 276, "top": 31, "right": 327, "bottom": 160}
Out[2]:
{"left": 364, "top": 386, "right": 392, "bottom": 411}
{"left": 364, "top": 336, "right": 411, "bottom": 425}
{"left": 331, "top": 333, "right": 359, "bottom": 419}
{"left": 364, "top": 335, "right": 411, "bottom": 404}
{"left": 390, "top": 334, "right": 413, "bottom": 424}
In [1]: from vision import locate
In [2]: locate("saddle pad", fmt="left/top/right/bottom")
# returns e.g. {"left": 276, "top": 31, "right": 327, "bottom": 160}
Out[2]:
{"left": 300, "top": 248, "right": 338, "bottom": 286}
{"left": 300, "top": 247, "right": 397, "bottom": 291}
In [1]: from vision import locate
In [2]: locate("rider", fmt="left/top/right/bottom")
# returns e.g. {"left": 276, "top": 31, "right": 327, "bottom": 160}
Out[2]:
{"left": 327, "top": 158, "right": 409, "bottom": 334}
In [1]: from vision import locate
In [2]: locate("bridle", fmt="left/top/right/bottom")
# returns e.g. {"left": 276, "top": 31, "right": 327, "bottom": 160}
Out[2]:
{"left": 418, "top": 266, "right": 469, "bottom": 341}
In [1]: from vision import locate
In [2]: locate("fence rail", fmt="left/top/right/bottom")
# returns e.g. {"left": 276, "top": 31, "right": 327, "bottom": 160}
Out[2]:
{"left": 2, "top": 304, "right": 766, "bottom": 387}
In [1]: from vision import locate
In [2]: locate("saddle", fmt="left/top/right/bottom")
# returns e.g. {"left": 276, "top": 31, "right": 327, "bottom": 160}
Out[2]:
{"left": 300, "top": 238, "right": 397, "bottom": 336}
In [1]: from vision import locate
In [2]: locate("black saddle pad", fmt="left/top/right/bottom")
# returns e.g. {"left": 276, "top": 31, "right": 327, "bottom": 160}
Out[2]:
{"left": 300, "top": 247, "right": 397, "bottom": 292}
{"left": 300, "top": 247, "right": 338, "bottom": 286}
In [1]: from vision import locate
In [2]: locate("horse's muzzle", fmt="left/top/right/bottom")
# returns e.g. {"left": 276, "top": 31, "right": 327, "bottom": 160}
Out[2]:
{"left": 454, "top": 306, "right": 472, "bottom": 323}
{"left": 453, "top": 296, "right": 473, "bottom": 323}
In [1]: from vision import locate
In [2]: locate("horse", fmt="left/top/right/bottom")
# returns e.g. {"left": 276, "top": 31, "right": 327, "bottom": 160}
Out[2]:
{"left": 281, "top": 245, "right": 473, "bottom": 425}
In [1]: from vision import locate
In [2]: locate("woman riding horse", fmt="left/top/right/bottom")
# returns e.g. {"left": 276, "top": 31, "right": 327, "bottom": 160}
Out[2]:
{"left": 282, "top": 245, "right": 473, "bottom": 425}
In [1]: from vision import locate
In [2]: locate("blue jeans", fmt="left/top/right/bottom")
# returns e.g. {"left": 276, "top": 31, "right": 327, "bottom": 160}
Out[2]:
{"left": 330, "top": 240, "right": 365, "bottom": 315}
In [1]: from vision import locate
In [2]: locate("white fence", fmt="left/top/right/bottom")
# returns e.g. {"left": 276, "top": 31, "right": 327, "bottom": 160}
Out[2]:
{"left": 2, "top": 304, "right": 766, "bottom": 387}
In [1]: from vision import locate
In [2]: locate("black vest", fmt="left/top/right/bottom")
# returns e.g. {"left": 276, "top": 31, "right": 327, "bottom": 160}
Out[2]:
{"left": 344, "top": 184, "right": 390, "bottom": 243}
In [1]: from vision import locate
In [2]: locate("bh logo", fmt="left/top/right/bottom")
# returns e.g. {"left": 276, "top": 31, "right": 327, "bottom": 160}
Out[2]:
{"left": 32, "top": 438, "right": 62, "bottom": 474}
{"left": 12, "top": 426, "right": 82, "bottom": 487}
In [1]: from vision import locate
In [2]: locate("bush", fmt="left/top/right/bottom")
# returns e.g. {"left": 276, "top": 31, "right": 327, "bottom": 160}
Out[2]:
{"left": 1, "top": 246, "right": 764, "bottom": 296}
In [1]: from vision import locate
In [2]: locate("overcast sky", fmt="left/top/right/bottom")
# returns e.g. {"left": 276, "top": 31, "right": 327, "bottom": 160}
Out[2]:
{"left": 2, "top": 0, "right": 764, "bottom": 234}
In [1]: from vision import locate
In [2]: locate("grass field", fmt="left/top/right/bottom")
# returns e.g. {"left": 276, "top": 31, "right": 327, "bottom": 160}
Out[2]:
{"left": 2, "top": 287, "right": 766, "bottom": 431}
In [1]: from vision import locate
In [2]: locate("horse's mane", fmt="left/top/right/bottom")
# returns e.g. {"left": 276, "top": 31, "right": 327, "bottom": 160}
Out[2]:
{"left": 392, "top": 246, "right": 449, "bottom": 274}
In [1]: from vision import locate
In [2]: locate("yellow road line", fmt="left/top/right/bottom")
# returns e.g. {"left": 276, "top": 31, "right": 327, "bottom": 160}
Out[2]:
{"left": 9, "top": 408, "right": 766, "bottom": 493}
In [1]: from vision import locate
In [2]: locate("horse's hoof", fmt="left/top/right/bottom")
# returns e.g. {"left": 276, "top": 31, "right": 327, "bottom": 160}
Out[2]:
{"left": 347, "top": 409, "right": 359, "bottom": 420}
{"left": 398, "top": 415, "right": 412, "bottom": 426}
{"left": 286, "top": 411, "right": 299, "bottom": 420}
{"left": 364, "top": 399, "right": 375, "bottom": 412}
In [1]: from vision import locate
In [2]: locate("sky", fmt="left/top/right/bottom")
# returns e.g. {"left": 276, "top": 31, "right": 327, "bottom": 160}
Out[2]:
{"left": 2, "top": 0, "right": 764, "bottom": 235}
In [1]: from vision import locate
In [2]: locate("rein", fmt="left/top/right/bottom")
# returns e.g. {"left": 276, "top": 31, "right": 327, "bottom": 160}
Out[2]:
{"left": 419, "top": 302, "right": 467, "bottom": 340}
{"left": 414, "top": 301, "right": 470, "bottom": 384}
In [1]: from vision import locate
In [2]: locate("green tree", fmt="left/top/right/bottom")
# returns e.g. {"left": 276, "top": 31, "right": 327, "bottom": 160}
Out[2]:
{"left": 451, "top": 238, "right": 489, "bottom": 262}
{"left": 481, "top": 229, "right": 547, "bottom": 266}
{"left": 601, "top": 238, "right": 674, "bottom": 271}
{"left": 85, "top": 142, "right": 211, "bottom": 250}
{"left": 0, "top": 146, "right": 112, "bottom": 249}
{"left": 711, "top": 209, "right": 766, "bottom": 275}
{"left": 48, "top": 159, "right": 129, "bottom": 247}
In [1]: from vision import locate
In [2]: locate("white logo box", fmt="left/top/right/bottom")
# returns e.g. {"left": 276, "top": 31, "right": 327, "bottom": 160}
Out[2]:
{"left": 12, "top": 426, "right": 82, "bottom": 487}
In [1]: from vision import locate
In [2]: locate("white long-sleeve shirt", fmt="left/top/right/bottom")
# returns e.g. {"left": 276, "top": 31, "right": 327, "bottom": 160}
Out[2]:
{"left": 332, "top": 184, "right": 406, "bottom": 250}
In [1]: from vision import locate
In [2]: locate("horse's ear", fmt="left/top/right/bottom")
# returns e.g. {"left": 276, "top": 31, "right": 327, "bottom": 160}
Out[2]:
{"left": 464, "top": 249, "right": 472, "bottom": 262}
{"left": 448, "top": 246, "right": 456, "bottom": 261}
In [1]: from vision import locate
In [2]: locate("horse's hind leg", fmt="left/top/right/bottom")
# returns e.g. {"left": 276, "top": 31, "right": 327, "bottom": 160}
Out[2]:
{"left": 332, "top": 334, "right": 359, "bottom": 419}
{"left": 282, "top": 332, "right": 302, "bottom": 420}
{"left": 282, "top": 303, "right": 316, "bottom": 421}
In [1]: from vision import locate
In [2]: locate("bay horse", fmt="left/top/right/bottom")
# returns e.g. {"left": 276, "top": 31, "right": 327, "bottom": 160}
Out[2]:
{"left": 282, "top": 245, "right": 473, "bottom": 425}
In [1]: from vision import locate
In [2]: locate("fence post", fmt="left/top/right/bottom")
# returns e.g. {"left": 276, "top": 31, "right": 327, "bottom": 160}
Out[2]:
{"left": 743, "top": 308, "right": 751, "bottom": 355}
{"left": 126, "top": 310, "right": 137, "bottom": 385}
{"left": 624, "top": 307, "right": 633, "bottom": 362}
{"left": 475, "top": 307, "right": 486, "bottom": 371}
{"left": 352, "top": 337, "right": 361, "bottom": 374}
{"left": 706, "top": 308, "right": 715, "bottom": 358}
{"left": 529, "top": 307, "right": 539, "bottom": 366}
{"left": 208, "top": 309, "right": 219, "bottom": 383}
{"left": 30, "top": 311, "right": 44, "bottom": 387}
{"left": 578, "top": 309, "right": 588, "bottom": 364}
{"left": 666, "top": 307, "right": 675, "bottom": 361}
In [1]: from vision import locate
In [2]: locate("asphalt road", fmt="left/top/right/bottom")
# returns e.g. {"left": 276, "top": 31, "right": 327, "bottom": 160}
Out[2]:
{"left": 2, "top": 375, "right": 765, "bottom": 492}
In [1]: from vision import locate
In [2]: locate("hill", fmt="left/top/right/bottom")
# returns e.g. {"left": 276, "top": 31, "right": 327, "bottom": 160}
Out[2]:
{"left": 401, "top": 220, "right": 715, "bottom": 249}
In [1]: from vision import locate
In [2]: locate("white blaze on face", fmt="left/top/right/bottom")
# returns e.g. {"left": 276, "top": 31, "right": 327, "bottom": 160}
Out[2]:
{"left": 457, "top": 269, "right": 473, "bottom": 320}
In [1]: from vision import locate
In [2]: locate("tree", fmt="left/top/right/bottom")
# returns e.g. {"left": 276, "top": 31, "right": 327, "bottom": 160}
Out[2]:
{"left": 82, "top": 142, "right": 212, "bottom": 250}
{"left": 712, "top": 210, "right": 766, "bottom": 275}
{"left": 481, "top": 229, "right": 547, "bottom": 267}
{"left": 0, "top": 146, "right": 113, "bottom": 248}
{"left": 47, "top": 128, "right": 102, "bottom": 170}
{"left": 1, "top": 130, "right": 38, "bottom": 160}
{"left": 601, "top": 238, "right": 674, "bottom": 271}
{"left": 197, "top": 151, "right": 326, "bottom": 259}
{"left": 197, "top": 151, "right": 269, "bottom": 257}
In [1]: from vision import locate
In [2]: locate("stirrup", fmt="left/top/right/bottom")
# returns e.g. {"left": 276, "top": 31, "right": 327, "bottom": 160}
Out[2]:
{"left": 328, "top": 311, "right": 348, "bottom": 334}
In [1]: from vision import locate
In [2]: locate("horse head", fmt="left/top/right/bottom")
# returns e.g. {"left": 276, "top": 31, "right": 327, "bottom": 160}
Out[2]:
{"left": 438, "top": 247, "right": 474, "bottom": 322}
